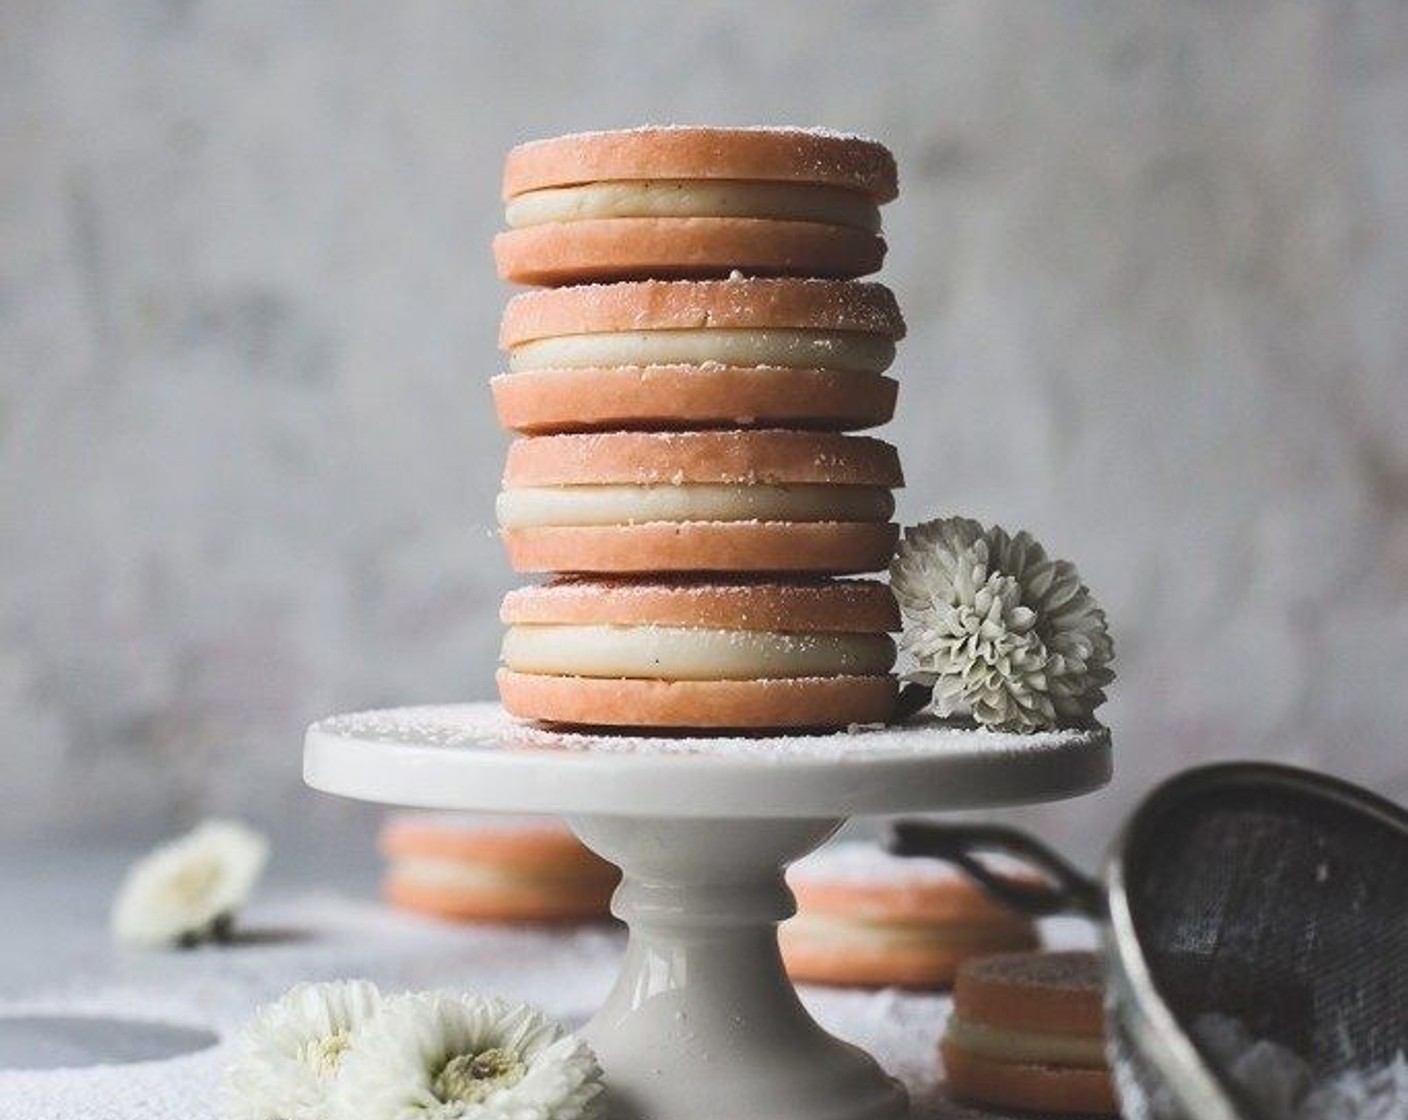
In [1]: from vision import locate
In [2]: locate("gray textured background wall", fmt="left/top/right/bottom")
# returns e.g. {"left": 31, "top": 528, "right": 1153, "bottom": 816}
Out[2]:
{"left": 4, "top": 1, "right": 1406, "bottom": 858}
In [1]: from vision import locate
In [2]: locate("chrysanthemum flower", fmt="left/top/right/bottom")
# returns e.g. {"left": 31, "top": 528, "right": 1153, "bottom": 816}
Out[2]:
{"left": 331, "top": 992, "right": 604, "bottom": 1120}
{"left": 221, "top": 980, "right": 384, "bottom": 1120}
{"left": 111, "top": 818, "right": 269, "bottom": 947}
{"left": 890, "top": 517, "right": 1114, "bottom": 732}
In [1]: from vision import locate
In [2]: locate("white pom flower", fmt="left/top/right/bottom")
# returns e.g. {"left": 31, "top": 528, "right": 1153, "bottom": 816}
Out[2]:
{"left": 331, "top": 992, "right": 604, "bottom": 1120}
{"left": 221, "top": 980, "right": 384, "bottom": 1120}
{"left": 111, "top": 819, "right": 269, "bottom": 947}
{"left": 890, "top": 517, "right": 1114, "bottom": 732}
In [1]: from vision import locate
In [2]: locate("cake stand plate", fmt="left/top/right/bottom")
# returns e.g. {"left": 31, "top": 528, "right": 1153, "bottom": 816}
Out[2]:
{"left": 305, "top": 703, "right": 1110, "bottom": 1120}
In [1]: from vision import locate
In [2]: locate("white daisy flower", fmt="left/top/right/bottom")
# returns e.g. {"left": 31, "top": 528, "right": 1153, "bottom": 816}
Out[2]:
{"left": 890, "top": 516, "right": 1114, "bottom": 732}
{"left": 221, "top": 980, "right": 384, "bottom": 1120}
{"left": 331, "top": 992, "right": 604, "bottom": 1120}
{"left": 111, "top": 818, "right": 269, "bottom": 947}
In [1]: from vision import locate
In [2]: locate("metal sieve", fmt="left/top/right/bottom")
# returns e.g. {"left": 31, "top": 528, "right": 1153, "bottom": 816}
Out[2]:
{"left": 887, "top": 762, "right": 1408, "bottom": 1119}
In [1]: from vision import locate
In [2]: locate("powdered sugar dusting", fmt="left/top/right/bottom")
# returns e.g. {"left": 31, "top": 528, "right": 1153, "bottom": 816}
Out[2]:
{"left": 1191, "top": 1014, "right": 1408, "bottom": 1120}
{"left": 1299, "top": 1057, "right": 1408, "bottom": 1120}
{"left": 962, "top": 949, "right": 1103, "bottom": 994}
{"left": 501, "top": 278, "right": 905, "bottom": 341}
{"left": 311, "top": 702, "right": 1107, "bottom": 763}
{"left": 789, "top": 840, "right": 1030, "bottom": 886}
{"left": 512, "top": 124, "right": 888, "bottom": 149}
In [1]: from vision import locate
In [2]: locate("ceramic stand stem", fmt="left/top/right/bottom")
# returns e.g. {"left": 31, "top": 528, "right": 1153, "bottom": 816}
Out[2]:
{"left": 567, "top": 814, "right": 909, "bottom": 1120}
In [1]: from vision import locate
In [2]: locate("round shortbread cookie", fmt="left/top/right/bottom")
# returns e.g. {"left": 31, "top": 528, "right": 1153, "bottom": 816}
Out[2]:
{"left": 492, "top": 367, "right": 898, "bottom": 434}
{"left": 503, "top": 128, "right": 898, "bottom": 202}
{"left": 953, "top": 950, "right": 1106, "bottom": 1038}
{"left": 782, "top": 937, "right": 1037, "bottom": 991}
{"left": 941, "top": 1042, "right": 1120, "bottom": 1116}
{"left": 499, "top": 279, "right": 905, "bottom": 348}
{"left": 502, "top": 431, "right": 903, "bottom": 488}
{"left": 379, "top": 815, "right": 618, "bottom": 924}
{"left": 501, "top": 578, "right": 899, "bottom": 633}
{"left": 501, "top": 521, "right": 899, "bottom": 575}
{"left": 787, "top": 846, "right": 1044, "bottom": 924}
{"left": 384, "top": 878, "right": 614, "bottom": 924}
{"left": 494, "top": 217, "right": 884, "bottom": 285}
{"left": 779, "top": 843, "right": 1039, "bottom": 989}
{"left": 497, "top": 670, "right": 898, "bottom": 730}
{"left": 381, "top": 815, "right": 611, "bottom": 872}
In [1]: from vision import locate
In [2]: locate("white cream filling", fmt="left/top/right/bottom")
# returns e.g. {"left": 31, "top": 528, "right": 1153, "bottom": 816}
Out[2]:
{"left": 783, "top": 912, "right": 1029, "bottom": 950}
{"left": 505, "top": 179, "right": 881, "bottom": 233}
{"left": 501, "top": 625, "right": 895, "bottom": 680}
{"left": 945, "top": 1015, "right": 1109, "bottom": 1070}
{"left": 392, "top": 857, "right": 603, "bottom": 891}
{"left": 508, "top": 329, "right": 895, "bottom": 374}
{"left": 496, "top": 484, "right": 893, "bottom": 529}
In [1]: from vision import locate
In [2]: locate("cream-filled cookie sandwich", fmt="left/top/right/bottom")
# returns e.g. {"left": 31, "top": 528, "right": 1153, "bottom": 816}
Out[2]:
{"left": 379, "top": 813, "right": 619, "bottom": 924}
{"left": 498, "top": 577, "right": 900, "bottom": 729}
{"left": 943, "top": 950, "right": 1120, "bottom": 1116}
{"left": 495, "top": 278, "right": 904, "bottom": 434}
{"left": 495, "top": 127, "right": 897, "bottom": 285}
{"left": 498, "top": 430, "right": 902, "bottom": 575}
{"left": 780, "top": 843, "right": 1039, "bottom": 989}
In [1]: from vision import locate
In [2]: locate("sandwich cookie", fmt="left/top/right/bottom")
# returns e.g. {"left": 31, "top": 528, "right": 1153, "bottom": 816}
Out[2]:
{"left": 495, "top": 278, "right": 904, "bottom": 434}
{"left": 943, "top": 950, "right": 1120, "bottom": 1116}
{"left": 779, "top": 843, "right": 1039, "bottom": 989}
{"left": 498, "top": 430, "right": 903, "bottom": 574}
{"left": 380, "top": 814, "right": 619, "bottom": 924}
{"left": 498, "top": 577, "right": 900, "bottom": 729}
{"left": 495, "top": 127, "right": 897, "bottom": 285}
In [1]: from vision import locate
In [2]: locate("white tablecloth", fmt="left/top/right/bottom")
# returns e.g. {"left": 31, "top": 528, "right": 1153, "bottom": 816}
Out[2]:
{"left": 0, "top": 850, "right": 1093, "bottom": 1119}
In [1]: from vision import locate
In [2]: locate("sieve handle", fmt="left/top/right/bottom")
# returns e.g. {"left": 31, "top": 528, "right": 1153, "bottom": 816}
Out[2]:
{"left": 885, "top": 820, "right": 1104, "bottom": 919}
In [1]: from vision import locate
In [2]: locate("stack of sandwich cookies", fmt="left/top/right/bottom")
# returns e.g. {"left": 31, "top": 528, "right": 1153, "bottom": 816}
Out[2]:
{"left": 493, "top": 126, "right": 905, "bottom": 730}
{"left": 495, "top": 128, "right": 897, "bottom": 285}
{"left": 780, "top": 843, "right": 1039, "bottom": 989}
{"left": 380, "top": 814, "right": 619, "bottom": 924}
{"left": 943, "top": 950, "right": 1120, "bottom": 1116}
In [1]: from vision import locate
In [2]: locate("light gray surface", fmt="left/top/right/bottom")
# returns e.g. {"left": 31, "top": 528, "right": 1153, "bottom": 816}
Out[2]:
{"left": 3, "top": 2, "right": 1408, "bottom": 859}
{"left": 0, "top": 842, "right": 1094, "bottom": 1119}
{"left": 0, "top": 1017, "right": 218, "bottom": 1070}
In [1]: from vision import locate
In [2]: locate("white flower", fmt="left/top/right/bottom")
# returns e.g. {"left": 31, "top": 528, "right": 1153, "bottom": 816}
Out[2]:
{"left": 111, "top": 819, "right": 269, "bottom": 947}
{"left": 891, "top": 517, "right": 1114, "bottom": 732}
{"left": 332, "top": 992, "right": 604, "bottom": 1120}
{"left": 221, "top": 980, "right": 384, "bottom": 1120}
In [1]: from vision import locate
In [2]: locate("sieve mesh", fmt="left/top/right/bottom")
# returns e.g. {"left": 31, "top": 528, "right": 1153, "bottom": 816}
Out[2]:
{"left": 1109, "top": 767, "right": 1408, "bottom": 1119}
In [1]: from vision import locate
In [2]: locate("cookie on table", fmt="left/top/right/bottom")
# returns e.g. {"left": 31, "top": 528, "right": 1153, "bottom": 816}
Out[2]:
{"left": 380, "top": 814, "right": 619, "bottom": 924}
{"left": 779, "top": 843, "right": 1039, "bottom": 990}
{"left": 495, "top": 126, "right": 897, "bottom": 284}
{"left": 498, "top": 577, "right": 899, "bottom": 729}
{"left": 498, "top": 430, "right": 902, "bottom": 575}
{"left": 495, "top": 278, "right": 904, "bottom": 434}
{"left": 942, "top": 950, "right": 1120, "bottom": 1116}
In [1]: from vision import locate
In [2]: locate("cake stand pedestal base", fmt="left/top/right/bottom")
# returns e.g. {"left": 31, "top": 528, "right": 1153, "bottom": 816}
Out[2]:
{"left": 570, "top": 815, "right": 905, "bottom": 1120}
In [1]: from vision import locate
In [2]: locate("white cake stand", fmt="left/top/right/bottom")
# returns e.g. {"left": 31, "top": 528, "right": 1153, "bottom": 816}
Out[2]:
{"left": 304, "top": 702, "right": 1110, "bottom": 1120}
